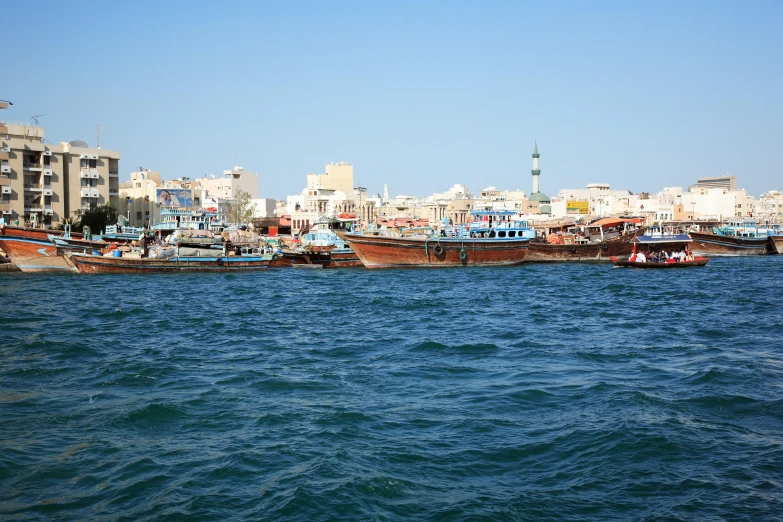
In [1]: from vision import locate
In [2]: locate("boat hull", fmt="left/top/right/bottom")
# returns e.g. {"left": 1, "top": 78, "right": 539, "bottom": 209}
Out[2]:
{"left": 527, "top": 236, "right": 636, "bottom": 262}
{"left": 0, "top": 233, "right": 71, "bottom": 272}
{"left": 338, "top": 233, "right": 528, "bottom": 268}
{"left": 611, "top": 257, "right": 709, "bottom": 268}
{"left": 768, "top": 236, "right": 783, "bottom": 255}
{"left": 689, "top": 232, "right": 769, "bottom": 256}
{"left": 67, "top": 252, "right": 273, "bottom": 273}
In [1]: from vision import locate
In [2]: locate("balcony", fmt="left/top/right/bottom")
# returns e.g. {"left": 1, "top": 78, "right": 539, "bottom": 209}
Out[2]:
{"left": 80, "top": 154, "right": 99, "bottom": 160}
{"left": 24, "top": 183, "right": 43, "bottom": 192}
{"left": 80, "top": 169, "right": 99, "bottom": 179}
{"left": 1, "top": 165, "right": 10, "bottom": 174}
{"left": 43, "top": 188, "right": 53, "bottom": 196}
{"left": 1, "top": 186, "right": 11, "bottom": 195}
{"left": 81, "top": 188, "right": 99, "bottom": 198}
{"left": 0, "top": 145, "right": 9, "bottom": 153}
{"left": 0, "top": 175, "right": 9, "bottom": 186}
{"left": 109, "top": 190, "right": 119, "bottom": 196}
{"left": 43, "top": 167, "right": 53, "bottom": 176}
{"left": 23, "top": 163, "right": 42, "bottom": 172}
{"left": 109, "top": 169, "right": 119, "bottom": 177}
{"left": 0, "top": 201, "right": 10, "bottom": 213}
{"left": 24, "top": 207, "right": 44, "bottom": 213}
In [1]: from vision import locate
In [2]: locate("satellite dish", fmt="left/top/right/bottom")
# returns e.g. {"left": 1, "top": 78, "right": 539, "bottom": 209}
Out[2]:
{"left": 69, "top": 140, "right": 89, "bottom": 147}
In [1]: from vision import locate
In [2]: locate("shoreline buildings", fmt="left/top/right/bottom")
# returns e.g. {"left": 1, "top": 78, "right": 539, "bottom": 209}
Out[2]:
{"left": 0, "top": 123, "right": 120, "bottom": 226}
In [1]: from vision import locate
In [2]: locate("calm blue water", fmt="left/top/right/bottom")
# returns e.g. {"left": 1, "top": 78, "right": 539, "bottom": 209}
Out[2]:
{"left": 1, "top": 257, "right": 782, "bottom": 520}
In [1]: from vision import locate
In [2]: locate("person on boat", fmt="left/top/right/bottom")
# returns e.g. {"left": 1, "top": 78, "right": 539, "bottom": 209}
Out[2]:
{"left": 635, "top": 251, "right": 647, "bottom": 263}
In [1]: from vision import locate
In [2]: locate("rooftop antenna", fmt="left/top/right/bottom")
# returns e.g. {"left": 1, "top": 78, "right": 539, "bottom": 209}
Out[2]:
{"left": 31, "top": 114, "right": 45, "bottom": 125}
{"left": 96, "top": 123, "right": 101, "bottom": 149}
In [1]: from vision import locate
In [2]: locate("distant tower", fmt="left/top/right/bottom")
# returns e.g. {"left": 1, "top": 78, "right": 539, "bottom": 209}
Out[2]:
{"left": 531, "top": 141, "right": 541, "bottom": 194}
{"left": 383, "top": 183, "right": 389, "bottom": 201}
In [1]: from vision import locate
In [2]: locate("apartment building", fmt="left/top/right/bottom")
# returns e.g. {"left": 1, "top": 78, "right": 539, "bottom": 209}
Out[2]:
{"left": 0, "top": 123, "right": 119, "bottom": 226}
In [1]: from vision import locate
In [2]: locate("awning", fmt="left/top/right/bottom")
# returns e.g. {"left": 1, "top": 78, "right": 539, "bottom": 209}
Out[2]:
{"left": 633, "top": 234, "right": 692, "bottom": 244}
{"left": 591, "top": 218, "right": 643, "bottom": 228}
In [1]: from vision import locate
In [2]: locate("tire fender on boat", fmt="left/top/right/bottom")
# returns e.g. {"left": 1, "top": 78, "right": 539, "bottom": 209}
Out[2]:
{"left": 460, "top": 247, "right": 467, "bottom": 262}
{"left": 601, "top": 241, "right": 608, "bottom": 250}
{"left": 433, "top": 243, "right": 444, "bottom": 256}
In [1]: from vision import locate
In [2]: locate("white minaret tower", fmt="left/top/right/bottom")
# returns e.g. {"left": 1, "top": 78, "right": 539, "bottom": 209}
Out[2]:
{"left": 531, "top": 141, "right": 541, "bottom": 194}
{"left": 383, "top": 183, "right": 389, "bottom": 202}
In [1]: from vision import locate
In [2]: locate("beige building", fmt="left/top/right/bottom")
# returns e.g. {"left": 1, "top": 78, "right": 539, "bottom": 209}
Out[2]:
{"left": 306, "top": 161, "right": 354, "bottom": 193}
{"left": 0, "top": 123, "right": 119, "bottom": 226}
{"left": 118, "top": 170, "right": 163, "bottom": 226}
{"left": 196, "top": 166, "right": 259, "bottom": 200}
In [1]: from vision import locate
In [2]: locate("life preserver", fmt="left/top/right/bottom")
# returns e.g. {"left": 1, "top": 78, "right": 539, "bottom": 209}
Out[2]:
{"left": 433, "top": 243, "right": 444, "bottom": 256}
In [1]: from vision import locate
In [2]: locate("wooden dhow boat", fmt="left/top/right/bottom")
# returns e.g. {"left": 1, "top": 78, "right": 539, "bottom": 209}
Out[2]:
{"left": 0, "top": 225, "right": 74, "bottom": 271}
{"left": 65, "top": 249, "right": 275, "bottom": 273}
{"left": 689, "top": 219, "right": 769, "bottom": 256}
{"left": 337, "top": 211, "right": 531, "bottom": 268}
{"left": 527, "top": 217, "right": 644, "bottom": 262}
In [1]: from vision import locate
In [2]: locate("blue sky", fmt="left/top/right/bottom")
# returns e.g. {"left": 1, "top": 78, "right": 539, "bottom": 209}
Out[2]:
{"left": 3, "top": 0, "right": 781, "bottom": 198}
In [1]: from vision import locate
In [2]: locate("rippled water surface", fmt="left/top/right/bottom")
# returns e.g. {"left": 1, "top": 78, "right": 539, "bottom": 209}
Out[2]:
{"left": 2, "top": 257, "right": 782, "bottom": 520}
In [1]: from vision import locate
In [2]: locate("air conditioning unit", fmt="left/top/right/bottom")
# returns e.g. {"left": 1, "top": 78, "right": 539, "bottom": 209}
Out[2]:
{"left": 1, "top": 186, "right": 11, "bottom": 195}
{"left": 43, "top": 150, "right": 52, "bottom": 156}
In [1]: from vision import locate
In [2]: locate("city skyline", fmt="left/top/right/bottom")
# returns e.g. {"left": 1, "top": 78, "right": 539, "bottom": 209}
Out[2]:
{"left": 2, "top": 0, "right": 781, "bottom": 199}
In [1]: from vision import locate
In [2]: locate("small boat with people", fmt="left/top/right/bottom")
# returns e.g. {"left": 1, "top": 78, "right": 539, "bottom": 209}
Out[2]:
{"left": 337, "top": 210, "right": 530, "bottom": 268}
{"left": 610, "top": 231, "right": 709, "bottom": 268}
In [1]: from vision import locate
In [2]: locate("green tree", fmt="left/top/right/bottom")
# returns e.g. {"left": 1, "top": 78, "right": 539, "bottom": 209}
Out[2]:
{"left": 71, "top": 204, "right": 118, "bottom": 234}
{"left": 222, "top": 189, "right": 257, "bottom": 225}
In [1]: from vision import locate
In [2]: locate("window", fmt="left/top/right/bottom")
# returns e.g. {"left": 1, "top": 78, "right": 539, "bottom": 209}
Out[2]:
{"left": 136, "top": 212, "right": 142, "bottom": 220}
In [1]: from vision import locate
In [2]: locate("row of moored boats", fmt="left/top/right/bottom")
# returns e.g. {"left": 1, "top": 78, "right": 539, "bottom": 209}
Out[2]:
{"left": 1, "top": 212, "right": 781, "bottom": 273}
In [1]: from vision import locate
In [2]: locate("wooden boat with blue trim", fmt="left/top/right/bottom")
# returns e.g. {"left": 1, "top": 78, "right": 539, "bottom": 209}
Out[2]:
{"left": 689, "top": 219, "right": 769, "bottom": 256}
{"left": 0, "top": 225, "right": 73, "bottom": 272}
{"left": 610, "top": 233, "right": 709, "bottom": 268}
{"left": 337, "top": 211, "right": 530, "bottom": 268}
{"left": 64, "top": 249, "right": 275, "bottom": 273}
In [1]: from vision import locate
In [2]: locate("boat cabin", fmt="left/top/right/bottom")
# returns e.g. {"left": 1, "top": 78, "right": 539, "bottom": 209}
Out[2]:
{"left": 468, "top": 210, "right": 536, "bottom": 239}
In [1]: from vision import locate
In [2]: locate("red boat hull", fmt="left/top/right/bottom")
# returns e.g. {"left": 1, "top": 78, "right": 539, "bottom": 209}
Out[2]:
{"left": 338, "top": 233, "right": 528, "bottom": 268}
{"left": 689, "top": 232, "right": 768, "bottom": 256}
{"left": 0, "top": 227, "right": 71, "bottom": 271}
